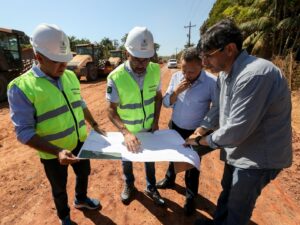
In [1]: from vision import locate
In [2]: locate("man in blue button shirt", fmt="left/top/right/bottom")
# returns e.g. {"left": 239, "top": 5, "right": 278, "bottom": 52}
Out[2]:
{"left": 7, "top": 24, "right": 105, "bottom": 225}
{"left": 186, "top": 19, "right": 292, "bottom": 225}
{"left": 156, "top": 47, "right": 217, "bottom": 216}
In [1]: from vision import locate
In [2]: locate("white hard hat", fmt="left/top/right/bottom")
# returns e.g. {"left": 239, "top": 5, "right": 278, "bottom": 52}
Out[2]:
{"left": 125, "top": 27, "right": 154, "bottom": 58}
{"left": 30, "top": 23, "right": 73, "bottom": 62}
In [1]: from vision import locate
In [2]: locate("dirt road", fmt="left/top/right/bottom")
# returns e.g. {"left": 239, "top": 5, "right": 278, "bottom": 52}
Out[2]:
{"left": 0, "top": 65, "right": 300, "bottom": 225}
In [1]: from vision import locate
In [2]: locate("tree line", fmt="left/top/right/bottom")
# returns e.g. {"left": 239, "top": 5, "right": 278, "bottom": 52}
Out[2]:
{"left": 200, "top": 0, "right": 300, "bottom": 59}
{"left": 69, "top": 33, "right": 160, "bottom": 60}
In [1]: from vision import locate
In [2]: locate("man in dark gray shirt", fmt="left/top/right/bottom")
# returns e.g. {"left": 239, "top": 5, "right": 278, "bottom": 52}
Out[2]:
{"left": 186, "top": 19, "right": 292, "bottom": 225}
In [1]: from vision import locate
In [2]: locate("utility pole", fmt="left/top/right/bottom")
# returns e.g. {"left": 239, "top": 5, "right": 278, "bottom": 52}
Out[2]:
{"left": 184, "top": 21, "right": 196, "bottom": 47}
{"left": 175, "top": 48, "right": 178, "bottom": 59}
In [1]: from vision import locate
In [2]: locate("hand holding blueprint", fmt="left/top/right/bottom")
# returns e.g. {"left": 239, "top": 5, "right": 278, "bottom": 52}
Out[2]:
{"left": 78, "top": 129, "right": 200, "bottom": 170}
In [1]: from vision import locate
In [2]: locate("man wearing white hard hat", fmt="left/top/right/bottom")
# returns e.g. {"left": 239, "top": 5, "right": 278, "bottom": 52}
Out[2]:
{"left": 7, "top": 24, "right": 105, "bottom": 225}
{"left": 106, "top": 26, "right": 165, "bottom": 206}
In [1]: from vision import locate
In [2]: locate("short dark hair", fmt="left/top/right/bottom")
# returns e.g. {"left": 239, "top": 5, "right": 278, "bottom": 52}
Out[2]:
{"left": 181, "top": 47, "right": 201, "bottom": 62}
{"left": 198, "top": 19, "right": 243, "bottom": 52}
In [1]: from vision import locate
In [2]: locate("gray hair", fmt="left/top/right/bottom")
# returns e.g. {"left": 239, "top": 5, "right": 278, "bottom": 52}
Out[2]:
{"left": 181, "top": 47, "right": 201, "bottom": 62}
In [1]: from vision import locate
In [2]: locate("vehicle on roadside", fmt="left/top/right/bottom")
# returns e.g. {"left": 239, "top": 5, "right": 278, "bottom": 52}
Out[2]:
{"left": 167, "top": 59, "right": 177, "bottom": 68}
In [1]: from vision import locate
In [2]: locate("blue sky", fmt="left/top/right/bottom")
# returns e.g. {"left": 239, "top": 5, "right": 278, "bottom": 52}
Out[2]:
{"left": 0, "top": 0, "right": 215, "bottom": 56}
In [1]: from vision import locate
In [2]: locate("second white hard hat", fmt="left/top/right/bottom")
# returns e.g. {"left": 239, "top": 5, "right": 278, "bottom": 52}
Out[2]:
{"left": 30, "top": 23, "right": 73, "bottom": 62}
{"left": 125, "top": 27, "right": 154, "bottom": 58}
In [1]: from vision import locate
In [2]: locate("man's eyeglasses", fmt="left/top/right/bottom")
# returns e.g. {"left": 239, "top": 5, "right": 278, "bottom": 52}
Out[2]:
{"left": 131, "top": 57, "right": 150, "bottom": 66}
{"left": 200, "top": 47, "right": 224, "bottom": 60}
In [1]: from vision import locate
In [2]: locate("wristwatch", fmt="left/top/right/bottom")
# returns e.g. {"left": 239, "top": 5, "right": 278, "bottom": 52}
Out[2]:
{"left": 195, "top": 135, "right": 202, "bottom": 146}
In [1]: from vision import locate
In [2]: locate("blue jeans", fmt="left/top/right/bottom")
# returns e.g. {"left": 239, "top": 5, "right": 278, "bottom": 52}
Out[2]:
{"left": 214, "top": 163, "right": 281, "bottom": 225}
{"left": 122, "top": 161, "right": 156, "bottom": 190}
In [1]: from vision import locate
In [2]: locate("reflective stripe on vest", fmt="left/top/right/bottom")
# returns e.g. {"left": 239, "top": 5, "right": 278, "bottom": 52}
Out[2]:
{"left": 108, "top": 62, "right": 160, "bottom": 134}
{"left": 8, "top": 69, "right": 87, "bottom": 159}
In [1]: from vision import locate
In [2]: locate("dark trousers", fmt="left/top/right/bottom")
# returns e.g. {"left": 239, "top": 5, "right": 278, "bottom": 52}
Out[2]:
{"left": 41, "top": 142, "right": 91, "bottom": 220}
{"left": 165, "top": 121, "right": 204, "bottom": 200}
{"left": 214, "top": 164, "right": 281, "bottom": 225}
{"left": 122, "top": 161, "right": 156, "bottom": 190}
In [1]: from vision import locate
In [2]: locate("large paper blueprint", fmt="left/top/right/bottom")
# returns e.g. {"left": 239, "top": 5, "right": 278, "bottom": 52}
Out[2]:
{"left": 78, "top": 129, "right": 200, "bottom": 170}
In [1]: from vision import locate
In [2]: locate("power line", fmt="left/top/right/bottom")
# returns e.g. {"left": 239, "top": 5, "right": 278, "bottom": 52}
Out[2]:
{"left": 189, "top": 0, "right": 201, "bottom": 24}
{"left": 185, "top": 0, "right": 197, "bottom": 24}
{"left": 184, "top": 21, "right": 196, "bottom": 47}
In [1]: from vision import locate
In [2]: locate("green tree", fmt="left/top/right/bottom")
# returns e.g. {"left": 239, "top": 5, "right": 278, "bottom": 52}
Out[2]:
{"left": 154, "top": 43, "right": 160, "bottom": 52}
{"left": 98, "top": 37, "right": 115, "bottom": 58}
{"left": 119, "top": 33, "right": 128, "bottom": 51}
{"left": 199, "top": 0, "right": 300, "bottom": 58}
{"left": 276, "top": 1, "right": 300, "bottom": 55}
{"left": 240, "top": 0, "right": 300, "bottom": 57}
{"left": 200, "top": 0, "right": 232, "bottom": 35}
{"left": 68, "top": 35, "right": 91, "bottom": 51}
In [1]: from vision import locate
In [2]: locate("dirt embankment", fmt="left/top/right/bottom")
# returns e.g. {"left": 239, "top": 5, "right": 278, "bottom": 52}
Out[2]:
{"left": 0, "top": 65, "right": 300, "bottom": 225}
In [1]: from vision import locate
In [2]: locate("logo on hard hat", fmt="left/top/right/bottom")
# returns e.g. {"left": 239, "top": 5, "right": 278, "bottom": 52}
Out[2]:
{"left": 140, "top": 39, "right": 148, "bottom": 50}
{"left": 60, "top": 41, "right": 67, "bottom": 54}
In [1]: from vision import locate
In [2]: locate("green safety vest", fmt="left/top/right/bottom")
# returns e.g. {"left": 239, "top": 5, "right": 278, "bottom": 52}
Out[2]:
{"left": 108, "top": 62, "right": 160, "bottom": 134}
{"left": 8, "top": 69, "right": 87, "bottom": 159}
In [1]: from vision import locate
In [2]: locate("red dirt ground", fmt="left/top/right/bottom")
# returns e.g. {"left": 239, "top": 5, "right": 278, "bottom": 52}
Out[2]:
{"left": 0, "top": 65, "right": 299, "bottom": 225}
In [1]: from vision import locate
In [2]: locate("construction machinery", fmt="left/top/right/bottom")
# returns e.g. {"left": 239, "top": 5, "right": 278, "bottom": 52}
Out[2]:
{"left": 67, "top": 43, "right": 113, "bottom": 81}
{"left": 108, "top": 50, "right": 125, "bottom": 69}
{"left": 0, "top": 27, "right": 27, "bottom": 101}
